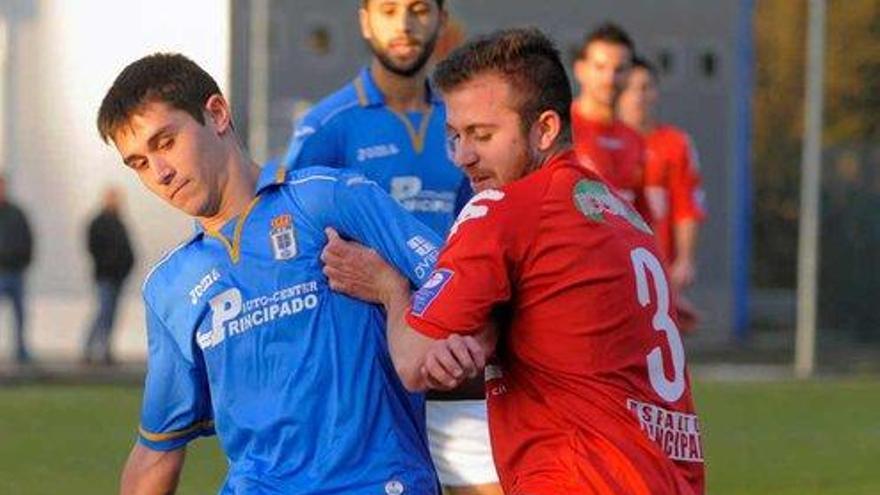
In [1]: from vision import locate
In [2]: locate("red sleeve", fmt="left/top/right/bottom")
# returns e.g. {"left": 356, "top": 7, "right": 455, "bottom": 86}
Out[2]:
{"left": 405, "top": 189, "right": 518, "bottom": 339}
{"left": 670, "top": 132, "right": 707, "bottom": 223}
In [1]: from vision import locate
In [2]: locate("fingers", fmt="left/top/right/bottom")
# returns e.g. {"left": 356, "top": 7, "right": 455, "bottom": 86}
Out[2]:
{"left": 424, "top": 343, "right": 464, "bottom": 389}
{"left": 446, "top": 334, "right": 484, "bottom": 378}
{"left": 421, "top": 335, "right": 487, "bottom": 390}
{"left": 461, "top": 336, "right": 487, "bottom": 372}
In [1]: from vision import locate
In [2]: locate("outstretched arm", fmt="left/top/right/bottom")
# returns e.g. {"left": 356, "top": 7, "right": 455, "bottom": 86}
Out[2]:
{"left": 321, "top": 228, "right": 494, "bottom": 391}
{"left": 119, "top": 443, "right": 185, "bottom": 495}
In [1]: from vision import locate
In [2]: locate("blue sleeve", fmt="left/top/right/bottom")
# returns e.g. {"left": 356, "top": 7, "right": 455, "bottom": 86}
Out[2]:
{"left": 282, "top": 115, "right": 346, "bottom": 171}
{"left": 294, "top": 171, "right": 442, "bottom": 287}
{"left": 137, "top": 299, "right": 214, "bottom": 451}
{"left": 453, "top": 176, "right": 473, "bottom": 216}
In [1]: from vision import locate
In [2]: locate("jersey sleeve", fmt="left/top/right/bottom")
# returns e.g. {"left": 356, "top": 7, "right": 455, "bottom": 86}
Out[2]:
{"left": 670, "top": 133, "right": 707, "bottom": 223}
{"left": 293, "top": 170, "right": 443, "bottom": 287}
{"left": 138, "top": 299, "right": 214, "bottom": 451}
{"left": 282, "top": 114, "right": 346, "bottom": 171}
{"left": 405, "top": 189, "right": 516, "bottom": 339}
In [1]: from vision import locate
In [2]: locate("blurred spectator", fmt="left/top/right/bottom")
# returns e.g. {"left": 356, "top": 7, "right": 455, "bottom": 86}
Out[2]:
{"left": 0, "top": 175, "right": 34, "bottom": 363}
{"left": 83, "top": 187, "right": 135, "bottom": 365}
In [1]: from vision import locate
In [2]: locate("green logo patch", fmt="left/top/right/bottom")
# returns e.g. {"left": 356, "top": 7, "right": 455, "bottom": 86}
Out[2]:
{"left": 572, "top": 179, "right": 652, "bottom": 234}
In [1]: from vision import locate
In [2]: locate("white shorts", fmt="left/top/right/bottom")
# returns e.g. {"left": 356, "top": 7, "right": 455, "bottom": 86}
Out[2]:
{"left": 426, "top": 400, "right": 499, "bottom": 487}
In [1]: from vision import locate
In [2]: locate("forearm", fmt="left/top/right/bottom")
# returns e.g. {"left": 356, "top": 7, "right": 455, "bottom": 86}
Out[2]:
{"left": 673, "top": 220, "right": 699, "bottom": 264}
{"left": 384, "top": 284, "right": 432, "bottom": 392}
{"left": 120, "top": 443, "right": 185, "bottom": 495}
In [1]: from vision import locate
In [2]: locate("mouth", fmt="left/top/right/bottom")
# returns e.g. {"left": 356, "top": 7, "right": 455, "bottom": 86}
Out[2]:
{"left": 389, "top": 39, "right": 420, "bottom": 55}
{"left": 169, "top": 180, "right": 189, "bottom": 201}
{"left": 468, "top": 173, "right": 495, "bottom": 191}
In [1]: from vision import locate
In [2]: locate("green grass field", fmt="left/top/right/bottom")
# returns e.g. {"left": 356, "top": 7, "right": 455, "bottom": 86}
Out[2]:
{"left": 0, "top": 379, "right": 877, "bottom": 494}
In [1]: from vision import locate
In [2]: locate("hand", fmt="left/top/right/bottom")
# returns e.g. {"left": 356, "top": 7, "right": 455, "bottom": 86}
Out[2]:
{"left": 321, "top": 227, "right": 409, "bottom": 305}
{"left": 670, "top": 257, "right": 696, "bottom": 290}
{"left": 675, "top": 294, "right": 701, "bottom": 334}
{"left": 420, "top": 334, "right": 487, "bottom": 391}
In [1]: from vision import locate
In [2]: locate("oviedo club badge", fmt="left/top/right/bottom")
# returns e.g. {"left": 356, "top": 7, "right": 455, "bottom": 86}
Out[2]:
{"left": 269, "top": 213, "right": 297, "bottom": 260}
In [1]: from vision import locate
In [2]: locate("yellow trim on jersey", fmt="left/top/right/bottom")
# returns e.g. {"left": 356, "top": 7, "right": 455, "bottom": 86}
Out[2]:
{"left": 138, "top": 420, "right": 214, "bottom": 442}
{"left": 275, "top": 164, "right": 287, "bottom": 183}
{"left": 389, "top": 106, "right": 434, "bottom": 154}
{"left": 205, "top": 196, "right": 263, "bottom": 264}
{"left": 354, "top": 76, "right": 368, "bottom": 107}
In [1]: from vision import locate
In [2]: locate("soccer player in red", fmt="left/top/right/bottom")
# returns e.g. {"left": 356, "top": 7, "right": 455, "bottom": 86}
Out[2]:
{"left": 618, "top": 57, "right": 707, "bottom": 331}
{"left": 572, "top": 22, "right": 649, "bottom": 219}
{"left": 618, "top": 56, "right": 707, "bottom": 291}
{"left": 322, "top": 28, "right": 705, "bottom": 495}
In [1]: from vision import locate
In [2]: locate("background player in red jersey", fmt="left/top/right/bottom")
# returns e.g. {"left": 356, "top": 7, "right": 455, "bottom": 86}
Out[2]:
{"left": 618, "top": 56, "right": 708, "bottom": 331}
{"left": 571, "top": 22, "right": 648, "bottom": 219}
{"left": 322, "top": 28, "right": 705, "bottom": 495}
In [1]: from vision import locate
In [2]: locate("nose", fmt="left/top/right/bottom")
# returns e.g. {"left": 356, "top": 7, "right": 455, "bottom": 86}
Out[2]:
{"left": 396, "top": 8, "right": 414, "bottom": 35}
{"left": 450, "top": 137, "right": 478, "bottom": 170}
{"left": 150, "top": 157, "right": 175, "bottom": 186}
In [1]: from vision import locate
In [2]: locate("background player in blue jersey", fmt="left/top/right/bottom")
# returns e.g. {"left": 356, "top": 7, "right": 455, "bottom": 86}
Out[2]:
{"left": 283, "top": 2, "right": 501, "bottom": 493}
{"left": 97, "top": 53, "right": 463, "bottom": 495}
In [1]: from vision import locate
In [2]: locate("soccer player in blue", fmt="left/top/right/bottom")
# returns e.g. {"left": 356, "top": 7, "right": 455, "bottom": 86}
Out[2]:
{"left": 283, "top": 2, "right": 501, "bottom": 493}
{"left": 97, "top": 53, "right": 452, "bottom": 494}
{"left": 283, "top": 0, "right": 469, "bottom": 236}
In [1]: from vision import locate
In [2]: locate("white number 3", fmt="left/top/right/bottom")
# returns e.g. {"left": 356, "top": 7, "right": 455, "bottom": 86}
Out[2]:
{"left": 631, "top": 247, "right": 686, "bottom": 403}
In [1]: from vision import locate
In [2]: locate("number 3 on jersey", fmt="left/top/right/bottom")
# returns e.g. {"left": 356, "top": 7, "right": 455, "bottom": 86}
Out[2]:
{"left": 630, "top": 247, "right": 686, "bottom": 403}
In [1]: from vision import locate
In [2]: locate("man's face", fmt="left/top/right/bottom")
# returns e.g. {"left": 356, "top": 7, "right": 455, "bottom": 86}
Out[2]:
{"left": 111, "top": 100, "right": 227, "bottom": 219}
{"left": 618, "top": 66, "right": 658, "bottom": 127}
{"left": 575, "top": 40, "right": 633, "bottom": 107}
{"left": 444, "top": 73, "right": 536, "bottom": 193}
{"left": 360, "top": 0, "right": 445, "bottom": 77}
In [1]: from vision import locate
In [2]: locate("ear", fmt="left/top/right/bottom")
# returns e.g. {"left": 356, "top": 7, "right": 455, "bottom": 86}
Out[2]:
{"left": 530, "top": 110, "right": 562, "bottom": 152}
{"left": 573, "top": 58, "right": 587, "bottom": 86}
{"left": 359, "top": 6, "right": 372, "bottom": 41}
{"left": 204, "top": 94, "right": 232, "bottom": 134}
{"left": 438, "top": 7, "right": 449, "bottom": 31}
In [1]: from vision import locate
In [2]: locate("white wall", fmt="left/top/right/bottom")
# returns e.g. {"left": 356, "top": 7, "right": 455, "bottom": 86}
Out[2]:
{"left": 0, "top": 0, "right": 230, "bottom": 360}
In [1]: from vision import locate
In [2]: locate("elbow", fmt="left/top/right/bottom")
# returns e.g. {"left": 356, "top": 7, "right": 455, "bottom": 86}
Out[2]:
{"left": 393, "top": 357, "right": 427, "bottom": 393}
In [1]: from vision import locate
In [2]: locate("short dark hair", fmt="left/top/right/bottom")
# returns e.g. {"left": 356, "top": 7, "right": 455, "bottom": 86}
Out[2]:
{"left": 579, "top": 21, "right": 635, "bottom": 58}
{"left": 433, "top": 27, "right": 572, "bottom": 144}
{"left": 631, "top": 54, "right": 659, "bottom": 81}
{"left": 361, "top": 0, "right": 444, "bottom": 8}
{"left": 97, "top": 53, "right": 221, "bottom": 143}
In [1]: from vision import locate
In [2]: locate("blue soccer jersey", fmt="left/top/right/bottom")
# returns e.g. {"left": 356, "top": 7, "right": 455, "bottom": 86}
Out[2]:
{"left": 138, "top": 163, "right": 442, "bottom": 494}
{"left": 283, "top": 67, "right": 471, "bottom": 236}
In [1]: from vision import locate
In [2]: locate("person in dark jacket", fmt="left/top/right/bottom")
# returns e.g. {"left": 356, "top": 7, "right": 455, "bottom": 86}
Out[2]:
{"left": 0, "top": 175, "right": 33, "bottom": 363}
{"left": 83, "top": 186, "right": 135, "bottom": 364}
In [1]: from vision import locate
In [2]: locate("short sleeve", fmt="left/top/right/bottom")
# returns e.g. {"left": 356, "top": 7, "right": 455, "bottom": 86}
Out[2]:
{"left": 283, "top": 114, "right": 346, "bottom": 171}
{"left": 138, "top": 300, "right": 214, "bottom": 451}
{"left": 670, "top": 133, "right": 707, "bottom": 223}
{"left": 293, "top": 170, "right": 444, "bottom": 287}
{"left": 406, "top": 189, "right": 514, "bottom": 339}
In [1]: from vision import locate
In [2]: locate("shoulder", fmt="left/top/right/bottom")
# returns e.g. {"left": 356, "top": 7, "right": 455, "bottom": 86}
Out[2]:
{"left": 615, "top": 121, "right": 644, "bottom": 145}
{"left": 141, "top": 236, "right": 213, "bottom": 312}
{"left": 273, "top": 166, "right": 378, "bottom": 217}
{"left": 655, "top": 124, "right": 693, "bottom": 148}
{"left": 295, "top": 81, "right": 363, "bottom": 139}
{"left": 280, "top": 166, "right": 374, "bottom": 191}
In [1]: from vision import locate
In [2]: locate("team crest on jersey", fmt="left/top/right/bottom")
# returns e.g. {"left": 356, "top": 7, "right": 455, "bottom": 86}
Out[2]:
{"left": 269, "top": 214, "right": 297, "bottom": 260}
{"left": 572, "top": 179, "right": 652, "bottom": 234}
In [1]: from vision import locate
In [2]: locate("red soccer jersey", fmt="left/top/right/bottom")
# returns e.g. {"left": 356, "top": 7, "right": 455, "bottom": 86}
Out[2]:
{"left": 407, "top": 150, "right": 705, "bottom": 495}
{"left": 642, "top": 125, "right": 707, "bottom": 263}
{"left": 571, "top": 107, "right": 649, "bottom": 221}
